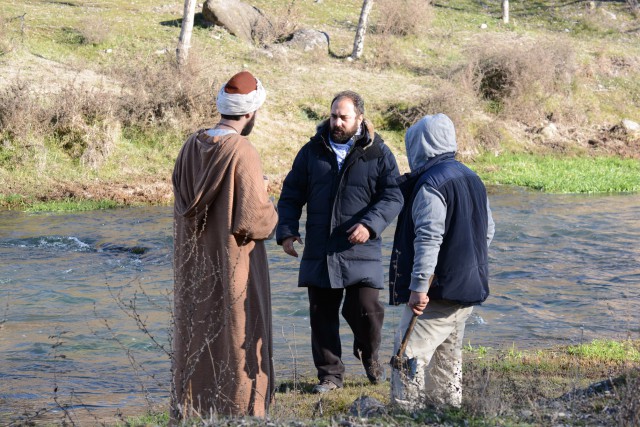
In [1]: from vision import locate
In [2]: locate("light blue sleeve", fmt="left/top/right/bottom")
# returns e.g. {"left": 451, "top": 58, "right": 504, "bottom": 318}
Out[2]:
{"left": 486, "top": 197, "right": 495, "bottom": 247}
{"left": 409, "top": 185, "right": 446, "bottom": 293}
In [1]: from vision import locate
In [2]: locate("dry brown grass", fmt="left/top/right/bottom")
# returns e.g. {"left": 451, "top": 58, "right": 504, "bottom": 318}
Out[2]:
{"left": 0, "top": 57, "right": 219, "bottom": 173}
{"left": 77, "top": 17, "right": 111, "bottom": 46}
{"left": 373, "top": 0, "right": 433, "bottom": 37}
{"left": 252, "top": 0, "right": 303, "bottom": 46}
{"left": 462, "top": 35, "right": 577, "bottom": 125}
{"left": 113, "top": 58, "right": 218, "bottom": 131}
{"left": 381, "top": 79, "right": 480, "bottom": 154}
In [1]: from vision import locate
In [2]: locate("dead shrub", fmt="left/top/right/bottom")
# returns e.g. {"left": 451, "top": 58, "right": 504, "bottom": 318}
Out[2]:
{"left": 1, "top": 57, "right": 217, "bottom": 167}
{"left": 462, "top": 36, "right": 576, "bottom": 124}
{"left": 617, "top": 369, "right": 640, "bottom": 425}
{"left": 373, "top": 0, "right": 433, "bottom": 37}
{"left": 115, "top": 58, "right": 218, "bottom": 131}
{"left": 48, "top": 84, "right": 120, "bottom": 165}
{"left": 362, "top": 35, "right": 410, "bottom": 71}
{"left": 0, "top": 79, "right": 121, "bottom": 168}
{"left": 78, "top": 17, "right": 111, "bottom": 46}
{"left": 382, "top": 80, "right": 478, "bottom": 154}
{"left": 252, "top": 0, "right": 301, "bottom": 46}
{"left": 0, "top": 81, "right": 49, "bottom": 139}
{"left": 474, "top": 122, "right": 504, "bottom": 153}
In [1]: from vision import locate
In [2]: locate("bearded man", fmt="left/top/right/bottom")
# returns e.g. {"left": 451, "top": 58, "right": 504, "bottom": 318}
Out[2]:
{"left": 171, "top": 71, "right": 277, "bottom": 420}
{"left": 277, "top": 90, "right": 403, "bottom": 393}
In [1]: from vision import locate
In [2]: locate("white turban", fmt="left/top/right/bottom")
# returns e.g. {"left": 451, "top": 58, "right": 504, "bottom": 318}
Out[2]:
{"left": 216, "top": 72, "right": 266, "bottom": 116}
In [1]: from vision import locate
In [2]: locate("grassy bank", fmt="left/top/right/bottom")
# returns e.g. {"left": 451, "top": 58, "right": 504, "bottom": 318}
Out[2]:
{"left": 2, "top": 0, "right": 640, "bottom": 210}
{"left": 120, "top": 338, "right": 639, "bottom": 426}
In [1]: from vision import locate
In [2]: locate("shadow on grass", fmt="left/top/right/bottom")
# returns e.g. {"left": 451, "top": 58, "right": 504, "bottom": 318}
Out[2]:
{"left": 160, "top": 13, "right": 211, "bottom": 29}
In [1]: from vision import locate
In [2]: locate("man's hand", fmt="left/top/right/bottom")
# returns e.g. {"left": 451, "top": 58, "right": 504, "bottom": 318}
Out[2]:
{"left": 263, "top": 175, "right": 269, "bottom": 192}
{"left": 282, "top": 236, "right": 303, "bottom": 257}
{"left": 347, "top": 223, "right": 370, "bottom": 244}
{"left": 408, "top": 291, "right": 429, "bottom": 316}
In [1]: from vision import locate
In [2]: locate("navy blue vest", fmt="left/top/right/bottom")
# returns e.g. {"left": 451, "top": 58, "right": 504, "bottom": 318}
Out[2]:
{"left": 389, "top": 153, "right": 490, "bottom": 306}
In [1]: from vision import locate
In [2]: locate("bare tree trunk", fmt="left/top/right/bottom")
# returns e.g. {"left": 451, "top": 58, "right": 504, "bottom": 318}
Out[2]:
{"left": 502, "top": 0, "right": 509, "bottom": 24}
{"left": 176, "top": 0, "right": 197, "bottom": 66}
{"left": 351, "top": 0, "right": 374, "bottom": 60}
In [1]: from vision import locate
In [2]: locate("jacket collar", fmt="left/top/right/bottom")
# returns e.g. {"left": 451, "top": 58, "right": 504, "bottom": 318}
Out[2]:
{"left": 396, "top": 152, "right": 455, "bottom": 194}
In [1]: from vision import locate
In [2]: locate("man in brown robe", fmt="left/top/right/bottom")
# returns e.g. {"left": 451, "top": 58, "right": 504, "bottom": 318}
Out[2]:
{"left": 171, "top": 71, "right": 278, "bottom": 420}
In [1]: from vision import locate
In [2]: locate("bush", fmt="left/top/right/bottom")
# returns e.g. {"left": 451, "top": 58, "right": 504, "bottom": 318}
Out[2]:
{"left": 251, "top": 0, "right": 302, "bottom": 46}
{"left": 373, "top": 0, "right": 433, "bottom": 37}
{"left": 382, "top": 80, "right": 479, "bottom": 154}
{"left": 462, "top": 36, "right": 576, "bottom": 124}
{"left": 1, "top": 57, "right": 219, "bottom": 169}
{"left": 114, "top": 58, "right": 218, "bottom": 131}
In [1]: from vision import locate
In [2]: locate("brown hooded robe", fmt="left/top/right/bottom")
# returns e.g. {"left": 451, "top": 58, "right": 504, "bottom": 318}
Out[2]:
{"left": 171, "top": 130, "right": 278, "bottom": 419}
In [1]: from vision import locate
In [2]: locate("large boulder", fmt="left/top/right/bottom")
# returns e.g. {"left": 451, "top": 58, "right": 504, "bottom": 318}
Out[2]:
{"left": 202, "top": 0, "right": 270, "bottom": 43}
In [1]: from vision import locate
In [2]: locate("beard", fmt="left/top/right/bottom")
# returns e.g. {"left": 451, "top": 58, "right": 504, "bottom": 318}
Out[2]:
{"left": 330, "top": 121, "right": 359, "bottom": 143}
{"left": 241, "top": 114, "right": 256, "bottom": 136}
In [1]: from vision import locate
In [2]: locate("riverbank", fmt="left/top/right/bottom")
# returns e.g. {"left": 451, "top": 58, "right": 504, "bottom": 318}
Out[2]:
{"left": 2, "top": 1, "right": 640, "bottom": 210}
{"left": 2, "top": 152, "right": 640, "bottom": 211}
{"left": 125, "top": 339, "right": 640, "bottom": 426}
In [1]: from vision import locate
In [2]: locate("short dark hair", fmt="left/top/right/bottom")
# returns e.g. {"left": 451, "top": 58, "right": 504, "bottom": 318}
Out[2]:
{"left": 331, "top": 90, "right": 365, "bottom": 116}
{"left": 220, "top": 113, "right": 243, "bottom": 121}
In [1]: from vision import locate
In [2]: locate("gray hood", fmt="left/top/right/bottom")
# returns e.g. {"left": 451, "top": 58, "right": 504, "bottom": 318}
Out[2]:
{"left": 405, "top": 113, "right": 457, "bottom": 171}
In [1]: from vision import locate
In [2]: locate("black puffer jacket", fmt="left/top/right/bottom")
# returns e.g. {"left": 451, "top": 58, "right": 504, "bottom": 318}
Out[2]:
{"left": 277, "top": 120, "right": 403, "bottom": 289}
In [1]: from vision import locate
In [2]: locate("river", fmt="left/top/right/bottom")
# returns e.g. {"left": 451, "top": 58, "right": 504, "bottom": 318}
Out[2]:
{"left": 1, "top": 187, "right": 639, "bottom": 423}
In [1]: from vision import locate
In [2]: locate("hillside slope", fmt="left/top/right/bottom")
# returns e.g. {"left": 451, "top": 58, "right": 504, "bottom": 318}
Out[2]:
{"left": 1, "top": 0, "right": 639, "bottom": 206}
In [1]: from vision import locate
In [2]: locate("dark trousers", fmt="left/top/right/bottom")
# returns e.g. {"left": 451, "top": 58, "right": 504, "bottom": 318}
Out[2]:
{"left": 307, "top": 284, "right": 384, "bottom": 387}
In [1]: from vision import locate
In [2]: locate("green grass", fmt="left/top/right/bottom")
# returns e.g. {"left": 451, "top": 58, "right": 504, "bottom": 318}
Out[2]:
{"left": 122, "top": 411, "right": 169, "bottom": 427}
{"left": 567, "top": 339, "right": 640, "bottom": 362}
{"left": 26, "top": 198, "right": 120, "bottom": 212}
{"left": 473, "top": 153, "right": 640, "bottom": 193}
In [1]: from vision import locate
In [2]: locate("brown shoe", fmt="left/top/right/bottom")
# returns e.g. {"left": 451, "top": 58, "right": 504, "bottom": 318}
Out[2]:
{"left": 312, "top": 379, "right": 339, "bottom": 394}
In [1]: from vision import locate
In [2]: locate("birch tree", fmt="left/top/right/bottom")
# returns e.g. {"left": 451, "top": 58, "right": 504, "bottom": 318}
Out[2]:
{"left": 502, "top": 0, "right": 509, "bottom": 24}
{"left": 176, "top": 0, "right": 197, "bottom": 66}
{"left": 351, "top": 0, "right": 374, "bottom": 60}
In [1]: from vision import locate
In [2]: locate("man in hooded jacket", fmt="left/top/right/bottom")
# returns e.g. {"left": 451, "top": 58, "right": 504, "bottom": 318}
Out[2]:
{"left": 389, "top": 113, "right": 495, "bottom": 409}
{"left": 277, "top": 91, "right": 403, "bottom": 393}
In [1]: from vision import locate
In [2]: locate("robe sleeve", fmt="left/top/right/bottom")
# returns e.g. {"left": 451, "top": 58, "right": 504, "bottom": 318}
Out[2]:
{"left": 231, "top": 139, "right": 278, "bottom": 241}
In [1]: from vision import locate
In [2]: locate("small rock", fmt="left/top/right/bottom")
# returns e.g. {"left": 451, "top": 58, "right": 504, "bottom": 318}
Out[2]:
{"left": 349, "top": 396, "right": 387, "bottom": 418}
{"left": 621, "top": 118, "right": 640, "bottom": 132}
{"left": 540, "top": 122, "right": 559, "bottom": 139}
{"left": 480, "top": 23, "right": 488, "bottom": 29}
{"left": 601, "top": 8, "right": 617, "bottom": 19}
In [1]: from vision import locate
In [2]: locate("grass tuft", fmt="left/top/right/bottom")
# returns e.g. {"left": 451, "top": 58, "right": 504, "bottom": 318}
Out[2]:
{"left": 26, "top": 198, "right": 120, "bottom": 212}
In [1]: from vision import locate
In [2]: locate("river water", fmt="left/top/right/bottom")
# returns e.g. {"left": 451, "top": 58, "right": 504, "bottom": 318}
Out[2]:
{"left": 1, "top": 187, "right": 639, "bottom": 423}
